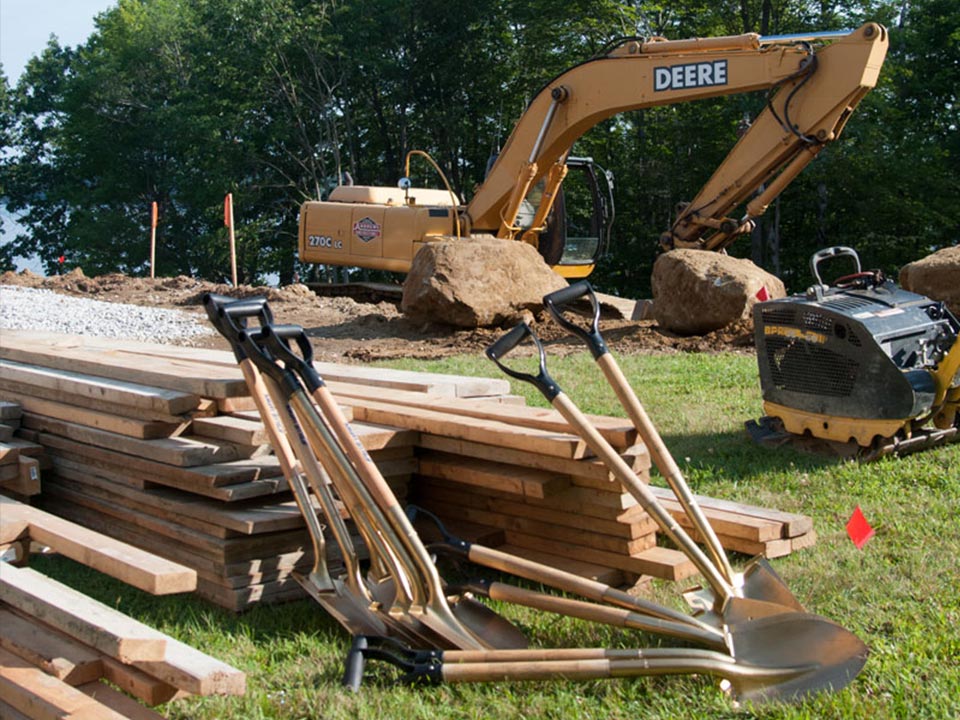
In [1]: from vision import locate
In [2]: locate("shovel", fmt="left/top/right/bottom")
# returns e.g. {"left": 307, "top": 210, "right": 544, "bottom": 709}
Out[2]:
{"left": 343, "top": 633, "right": 868, "bottom": 705}
{"left": 542, "top": 281, "right": 803, "bottom": 613}
{"left": 485, "top": 322, "right": 868, "bottom": 675}
{"left": 203, "top": 294, "right": 391, "bottom": 638}
{"left": 409, "top": 504, "right": 727, "bottom": 649}
{"left": 243, "top": 318, "right": 526, "bottom": 650}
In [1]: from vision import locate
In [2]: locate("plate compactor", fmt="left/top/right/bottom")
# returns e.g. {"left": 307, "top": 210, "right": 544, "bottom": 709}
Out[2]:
{"left": 749, "top": 246, "right": 960, "bottom": 460}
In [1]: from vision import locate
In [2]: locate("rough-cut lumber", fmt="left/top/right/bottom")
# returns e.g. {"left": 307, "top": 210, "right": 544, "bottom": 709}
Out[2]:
{"left": 0, "top": 607, "right": 104, "bottom": 685}
{"left": 23, "top": 413, "right": 249, "bottom": 467}
{"left": 191, "top": 414, "right": 269, "bottom": 446}
{"left": 0, "top": 358, "right": 202, "bottom": 415}
{"left": 0, "top": 330, "right": 248, "bottom": 398}
{"left": 0, "top": 565, "right": 168, "bottom": 663}
{"left": 0, "top": 391, "right": 184, "bottom": 439}
{"left": 132, "top": 634, "right": 247, "bottom": 697}
{"left": 330, "top": 380, "right": 637, "bottom": 446}
{"left": 100, "top": 657, "right": 182, "bottom": 706}
{"left": 418, "top": 451, "right": 571, "bottom": 499}
{"left": 350, "top": 399, "right": 589, "bottom": 459}
{"left": 0, "top": 646, "right": 129, "bottom": 720}
{"left": 78, "top": 681, "right": 167, "bottom": 720}
{"left": 0, "top": 401, "right": 22, "bottom": 420}
{"left": 648, "top": 486, "right": 814, "bottom": 538}
{"left": 0, "top": 495, "right": 196, "bottom": 595}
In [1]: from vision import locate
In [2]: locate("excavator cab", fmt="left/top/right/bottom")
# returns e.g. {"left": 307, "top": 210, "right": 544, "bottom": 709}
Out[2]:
{"left": 517, "top": 156, "right": 615, "bottom": 278}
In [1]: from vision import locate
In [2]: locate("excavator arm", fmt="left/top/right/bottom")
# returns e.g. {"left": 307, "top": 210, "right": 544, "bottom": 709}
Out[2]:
{"left": 466, "top": 23, "right": 888, "bottom": 253}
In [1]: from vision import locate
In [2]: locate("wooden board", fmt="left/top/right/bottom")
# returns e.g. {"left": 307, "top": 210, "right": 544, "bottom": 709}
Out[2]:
{"left": 0, "top": 495, "right": 196, "bottom": 595}
{"left": 329, "top": 380, "right": 637, "bottom": 447}
{"left": 78, "top": 681, "right": 168, "bottom": 720}
{"left": 0, "top": 646, "right": 129, "bottom": 720}
{"left": 0, "top": 607, "right": 104, "bottom": 685}
{"left": 0, "top": 330, "right": 248, "bottom": 398}
{"left": 418, "top": 451, "right": 571, "bottom": 499}
{"left": 0, "top": 358, "right": 202, "bottom": 414}
{"left": 0, "top": 565, "right": 167, "bottom": 663}
{"left": 350, "top": 400, "right": 589, "bottom": 459}
{"left": 23, "top": 413, "right": 249, "bottom": 467}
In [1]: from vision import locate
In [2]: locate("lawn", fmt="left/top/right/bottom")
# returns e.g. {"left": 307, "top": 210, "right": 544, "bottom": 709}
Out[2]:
{"left": 30, "top": 350, "right": 960, "bottom": 720}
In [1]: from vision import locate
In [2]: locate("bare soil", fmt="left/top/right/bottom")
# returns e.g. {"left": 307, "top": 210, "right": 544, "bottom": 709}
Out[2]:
{"left": 1, "top": 268, "right": 754, "bottom": 362}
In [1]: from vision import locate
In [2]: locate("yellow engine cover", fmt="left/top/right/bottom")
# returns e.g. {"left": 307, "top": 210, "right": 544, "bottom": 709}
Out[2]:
{"left": 298, "top": 187, "right": 457, "bottom": 273}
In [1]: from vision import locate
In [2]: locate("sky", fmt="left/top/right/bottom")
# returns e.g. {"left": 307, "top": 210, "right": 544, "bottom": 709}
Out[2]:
{"left": 1, "top": 1, "right": 117, "bottom": 270}
{"left": 1, "top": 0, "right": 117, "bottom": 84}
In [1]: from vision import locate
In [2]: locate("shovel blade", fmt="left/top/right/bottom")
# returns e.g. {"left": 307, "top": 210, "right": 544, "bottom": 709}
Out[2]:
{"left": 727, "top": 611, "right": 869, "bottom": 703}
{"left": 738, "top": 556, "right": 805, "bottom": 612}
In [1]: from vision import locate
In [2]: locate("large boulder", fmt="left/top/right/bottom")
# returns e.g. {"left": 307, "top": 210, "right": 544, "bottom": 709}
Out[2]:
{"left": 652, "top": 249, "right": 786, "bottom": 335}
{"left": 401, "top": 236, "right": 567, "bottom": 327}
{"left": 899, "top": 246, "right": 960, "bottom": 316}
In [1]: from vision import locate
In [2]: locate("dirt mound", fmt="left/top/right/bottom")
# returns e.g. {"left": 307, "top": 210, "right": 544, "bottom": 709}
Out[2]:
{"left": 1, "top": 270, "right": 751, "bottom": 361}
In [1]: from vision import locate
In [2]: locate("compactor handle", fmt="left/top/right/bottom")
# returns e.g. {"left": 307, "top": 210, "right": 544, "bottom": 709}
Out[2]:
{"left": 485, "top": 323, "right": 560, "bottom": 401}
{"left": 810, "top": 246, "right": 860, "bottom": 286}
{"left": 543, "top": 281, "right": 608, "bottom": 360}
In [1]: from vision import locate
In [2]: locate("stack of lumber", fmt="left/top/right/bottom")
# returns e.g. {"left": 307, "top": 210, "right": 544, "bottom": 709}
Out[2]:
{"left": 0, "top": 328, "right": 816, "bottom": 612}
{"left": 0, "top": 334, "right": 421, "bottom": 611}
{"left": 0, "top": 495, "right": 244, "bottom": 719}
{"left": 0, "top": 402, "right": 45, "bottom": 501}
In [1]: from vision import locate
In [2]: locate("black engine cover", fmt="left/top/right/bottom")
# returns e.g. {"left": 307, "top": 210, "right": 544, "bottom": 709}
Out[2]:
{"left": 754, "top": 280, "right": 958, "bottom": 421}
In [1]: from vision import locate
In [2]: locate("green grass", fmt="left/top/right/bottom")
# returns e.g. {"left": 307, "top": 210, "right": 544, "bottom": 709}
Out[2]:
{"left": 29, "top": 351, "right": 960, "bottom": 719}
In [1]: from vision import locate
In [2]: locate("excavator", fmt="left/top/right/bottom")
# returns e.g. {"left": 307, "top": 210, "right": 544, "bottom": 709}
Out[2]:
{"left": 298, "top": 22, "right": 888, "bottom": 278}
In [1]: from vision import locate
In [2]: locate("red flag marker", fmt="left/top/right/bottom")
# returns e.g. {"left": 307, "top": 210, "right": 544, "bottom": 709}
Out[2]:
{"left": 755, "top": 286, "right": 770, "bottom": 302}
{"left": 846, "top": 506, "right": 875, "bottom": 550}
{"left": 224, "top": 193, "right": 233, "bottom": 227}
{"left": 151, "top": 201, "right": 158, "bottom": 229}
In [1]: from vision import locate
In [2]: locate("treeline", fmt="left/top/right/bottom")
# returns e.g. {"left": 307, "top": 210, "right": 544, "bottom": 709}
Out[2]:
{"left": 0, "top": 0, "right": 957, "bottom": 295}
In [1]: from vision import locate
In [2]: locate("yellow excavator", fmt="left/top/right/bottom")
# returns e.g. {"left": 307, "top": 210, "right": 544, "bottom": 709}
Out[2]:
{"left": 298, "top": 22, "right": 888, "bottom": 278}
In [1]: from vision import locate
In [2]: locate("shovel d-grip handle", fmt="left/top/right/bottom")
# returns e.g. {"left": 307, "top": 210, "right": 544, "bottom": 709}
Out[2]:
{"left": 485, "top": 323, "right": 560, "bottom": 401}
{"left": 236, "top": 327, "right": 302, "bottom": 401}
{"left": 258, "top": 323, "right": 324, "bottom": 394}
{"left": 202, "top": 293, "right": 274, "bottom": 361}
{"left": 342, "top": 636, "right": 442, "bottom": 691}
{"left": 542, "top": 281, "right": 608, "bottom": 360}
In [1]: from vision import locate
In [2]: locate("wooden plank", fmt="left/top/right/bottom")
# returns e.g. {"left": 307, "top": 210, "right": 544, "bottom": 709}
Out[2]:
{"left": 1, "top": 391, "right": 182, "bottom": 439}
{"left": 502, "top": 530, "right": 698, "bottom": 581}
{"left": 419, "top": 434, "right": 649, "bottom": 483}
{"left": 0, "top": 495, "right": 196, "bottom": 595}
{"left": 350, "top": 400, "right": 589, "bottom": 459}
{"left": 2, "top": 457, "right": 42, "bottom": 497}
{"left": 0, "top": 401, "right": 22, "bottom": 420}
{"left": 0, "top": 441, "right": 20, "bottom": 464}
{"left": 420, "top": 498, "right": 655, "bottom": 556}
{"left": 37, "top": 430, "right": 282, "bottom": 488}
{"left": 78, "top": 681, "right": 168, "bottom": 719}
{"left": 0, "top": 423, "right": 13, "bottom": 442}
{"left": 412, "top": 481, "right": 657, "bottom": 540}
{"left": 42, "top": 465, "right": 305, "bottom": 535}
{"left": 0, "top": 646, "right": 129, "bottom": 720}
{"left": 0, "top": 358, "right": 202, "bottom": 414}
{"left": 0, "top": 565, "right": 168, "bottom": 663}
{"left": 22, "top": 413, "right": 247, "bottom": 467}
{"left": 191, "top": 414, "right": 269, "bottom": 447}
{"left": 329, "top": 380, "right": 637, "bottom": 447}
{"left": 652, "top": 494, "right": 784, "bottom": 542}
{"left": 132, "top": 635, "right": 247, "bottom": 697}
{"left": 648, "top": 486, "right": 814, "bottom": 538}
{"left": 418, "top": 451, "right": 570, "bottom": 499}
{"left": 100, "top": 657, "right": 182, "bottom": 706}
{"left": 790, "top": 530, "right": 818, "bottom": 552}
{"left": 0, "top": 330, "right": 248, "bottom": 398}
{"left": 0, "top": 608, "right": 104, "bottom": 685}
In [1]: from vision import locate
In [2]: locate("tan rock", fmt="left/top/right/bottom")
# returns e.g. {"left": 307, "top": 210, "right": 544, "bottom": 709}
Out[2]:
{"left": 899, "top": 245, "right": 960, "bottom": 316}
{"left": 401, "top": 236, "right": 567, "bottom": 327}
{"left": 652, "top": 250, "right": 785, "bottom": 335}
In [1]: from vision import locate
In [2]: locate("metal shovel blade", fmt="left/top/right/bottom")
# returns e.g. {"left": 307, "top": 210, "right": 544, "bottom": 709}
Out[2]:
{"left": 725, "top": 610, "right": 869, "bottom": 703}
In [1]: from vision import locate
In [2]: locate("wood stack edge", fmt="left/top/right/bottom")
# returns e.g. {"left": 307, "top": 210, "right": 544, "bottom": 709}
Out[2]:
{"left": 0, "top": 495, "right": 244, "bottom": 719}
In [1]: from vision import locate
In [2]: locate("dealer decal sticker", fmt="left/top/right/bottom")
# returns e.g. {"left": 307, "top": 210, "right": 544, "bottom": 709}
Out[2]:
{"left": 353, "top": 217, "right": 382, "bottom": 243}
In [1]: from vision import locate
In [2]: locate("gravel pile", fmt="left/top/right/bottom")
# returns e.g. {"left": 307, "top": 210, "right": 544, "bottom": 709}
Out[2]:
{"left": 0, "top": 284, "right": 215, "bottom": 343}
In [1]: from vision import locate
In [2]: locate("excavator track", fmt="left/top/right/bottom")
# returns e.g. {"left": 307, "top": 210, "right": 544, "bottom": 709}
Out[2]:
{"left": 745, "top": 416, "right": 960, "bottom": 462}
